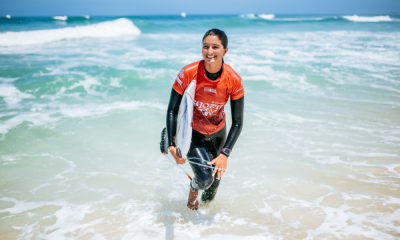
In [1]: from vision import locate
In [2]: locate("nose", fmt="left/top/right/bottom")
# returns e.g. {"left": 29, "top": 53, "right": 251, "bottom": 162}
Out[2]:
{"left": 207, "top": 47, "right": 213, "bottom": 55}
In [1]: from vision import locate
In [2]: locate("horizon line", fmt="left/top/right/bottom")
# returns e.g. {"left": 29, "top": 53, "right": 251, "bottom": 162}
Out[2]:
{"left": 1, "top": 12, "right": 400, "bottom": 18}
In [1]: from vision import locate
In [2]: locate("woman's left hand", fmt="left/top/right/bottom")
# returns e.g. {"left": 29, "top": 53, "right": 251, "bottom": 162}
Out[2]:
{"left": 207, "top": 154, "right": 228, "bottom": 180}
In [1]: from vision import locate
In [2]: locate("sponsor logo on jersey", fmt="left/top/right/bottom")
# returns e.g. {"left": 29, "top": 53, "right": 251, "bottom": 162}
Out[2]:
{"left": 204, "top": 87, "right": 217, "bottom": 93}
{"left": 178, "top": 69, "right": 184, "bottom": 79}
{"left": 175, "top": 76, "right": 182, "bottom": 85}
{"left": 235, "top": 86, "right": 244, "bottom": 93}
{"left": 194, "top": 100, "right": 224, "bottom": 116}
{"left": 175, "top": 69, "right": 184, "bottom": 85}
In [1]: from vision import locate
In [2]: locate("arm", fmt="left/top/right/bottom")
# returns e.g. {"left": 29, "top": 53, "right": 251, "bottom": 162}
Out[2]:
{"left": 166, "top": 88, "right": 182, "bottom": 147}
{"left": 222, "top": 96, "right": 244, "bottom": 152}
{"left": 208, "top": 96, "right": 244, "bottom": 179}
{"left": 166, "top": 88, "right": 186, "bottom": 164}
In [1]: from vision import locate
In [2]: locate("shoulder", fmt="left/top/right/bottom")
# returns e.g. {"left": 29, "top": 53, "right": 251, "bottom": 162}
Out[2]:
{"left": 181, "top": 61, "right": 201, "bottom": 77}
{"left": 223, "top": 63, "right": 242, "bottom": 81}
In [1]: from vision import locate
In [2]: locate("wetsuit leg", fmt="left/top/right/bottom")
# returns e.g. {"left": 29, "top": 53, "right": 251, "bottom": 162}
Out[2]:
{"left": 187, "top": 126, "right": 226, "bottom": 202}
{"left": 187, "top": 132, "right": 214, "bottom": 191}
{"left": 201, "top": 126, "right": 226, "bottom": 202}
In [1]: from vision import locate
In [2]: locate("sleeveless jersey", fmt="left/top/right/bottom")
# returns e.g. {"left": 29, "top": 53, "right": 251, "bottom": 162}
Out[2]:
{"left": 173, "top": 60, "right": 244, "bottom": 135}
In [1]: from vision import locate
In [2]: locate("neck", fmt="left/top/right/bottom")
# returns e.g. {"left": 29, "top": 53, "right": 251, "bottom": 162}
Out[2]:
{"left": 204, "top": 60, "right": 223, "bottom": 73}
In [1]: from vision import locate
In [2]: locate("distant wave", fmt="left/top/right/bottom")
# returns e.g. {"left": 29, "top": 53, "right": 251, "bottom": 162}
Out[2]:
{"left": 240, "top": 13, "right": 275, "bottom": 20}
{"left": 240, "top": 14, "right": 336, "bottom": 22}
{"left": 258, "top": 14, "right": 275, "bottom": 20}
{"left": 240, "top": 13, "right": 257, "bottom": 19}
{"left": 0, "top": 18, "right": 141, "bottom": 47}
{"left": 342, "top": 15, "right": 393, "bottom": 22}
{"left": 239, "top": 14, "right": 397, "bottom": 22}
{"left": 53, "top": 16, "right": 67, "bottom": 21}
{"left": 278, "top": 17, "right": 334, "bottom": 21}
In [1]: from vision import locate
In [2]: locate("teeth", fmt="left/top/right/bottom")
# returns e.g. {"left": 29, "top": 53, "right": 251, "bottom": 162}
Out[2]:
{"left": 207, "top": 56, "right": 214, "bottom": 58}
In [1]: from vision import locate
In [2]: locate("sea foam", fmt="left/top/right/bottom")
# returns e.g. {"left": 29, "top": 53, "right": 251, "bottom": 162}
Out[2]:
{"left": 0, "top": 18, "right": 141, "bottom": 46}
{"left": 343, "top": 15, "right": 393, "bottom": 22}
{"left": 0, "top": 77, "right": 34, "bottom": 108}
{"left": 258, "top": 14, "right": 275, "bottom": 20}
{"left": 53, "top": 16, "right": 68, "bottom": 21}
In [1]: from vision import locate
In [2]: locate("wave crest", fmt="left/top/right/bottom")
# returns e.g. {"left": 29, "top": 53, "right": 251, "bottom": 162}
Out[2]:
{"left": 342, "top": 15, "right": 393, "bottom": 22}
{"left": 53, "top": 16, "right": 67, "bottom": 21}
{"left": 258, "top": 14, "right": 275, "bottom": 20}
{"left": 0, "top": 18, "right": 141, "bottom": 47}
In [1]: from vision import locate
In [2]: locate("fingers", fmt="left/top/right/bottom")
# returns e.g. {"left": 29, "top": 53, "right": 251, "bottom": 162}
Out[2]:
{"left": 220, "top": 170, "right": 225, "bottom": 179}
{"left": 177, "top": 157, "right": 185, "bottom": 165}
{"left": 212, "top": 166, "right": 218, "bottom": 177}
{"left": 169, "top": 147, "right": 187, "bottom": 165}
{"left": 209, "top": 160, "right": 217, "bottom": 176}
{"left": 173, "top": 153, "right": 184, "bottom": 164}
{"left": 176, "top": 156, "right": 185, "bottom": 164}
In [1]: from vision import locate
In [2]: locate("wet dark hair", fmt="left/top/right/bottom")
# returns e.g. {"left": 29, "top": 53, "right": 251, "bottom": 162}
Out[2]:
{"left": 203, "top": 29, "right": 228, "bottom": 49}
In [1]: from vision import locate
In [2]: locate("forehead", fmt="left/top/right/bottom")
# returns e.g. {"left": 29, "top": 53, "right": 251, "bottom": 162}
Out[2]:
{"left": 203, "top": 35, "right": 222, "bottom": 45}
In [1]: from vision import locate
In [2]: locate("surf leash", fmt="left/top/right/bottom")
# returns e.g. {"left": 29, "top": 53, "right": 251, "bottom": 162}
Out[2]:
{"left": 158, "top": 154, "right": 226, "bottom": 181}
{"left": 159, "top": 127, "right": 226, "bottom": 181}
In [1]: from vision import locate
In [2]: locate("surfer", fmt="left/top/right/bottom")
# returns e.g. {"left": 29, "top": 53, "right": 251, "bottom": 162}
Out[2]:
{"left": 167, "top": 29, "right": 244, "bottom": 210}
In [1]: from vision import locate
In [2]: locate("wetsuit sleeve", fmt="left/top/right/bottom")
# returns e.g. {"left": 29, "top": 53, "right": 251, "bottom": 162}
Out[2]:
{"left": 222, "top": 96, "right": 244, "bottom": 154}
{"left": 166, "top": 88, "right": 183, "bottom": 147}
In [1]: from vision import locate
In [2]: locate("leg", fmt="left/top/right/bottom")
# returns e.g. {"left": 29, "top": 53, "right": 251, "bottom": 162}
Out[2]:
{"left": 201, "top": 173, "right": 220, "bottom": 202}
{"left": 201, "top": 126, "right": 227, "bottom": 202}
{"left": 187, "top": 188, "right": 199, "bottom": 210}
{"left": 186, "top": 131, "right": 214, "bottom": 210}
{"left": 187, "top": 147, "right": 214, "bottom": 190}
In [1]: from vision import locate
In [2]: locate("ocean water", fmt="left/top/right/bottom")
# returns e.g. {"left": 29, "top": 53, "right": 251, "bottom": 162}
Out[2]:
{"left": 0, "top": 14, "right": 400, "bottom": 239}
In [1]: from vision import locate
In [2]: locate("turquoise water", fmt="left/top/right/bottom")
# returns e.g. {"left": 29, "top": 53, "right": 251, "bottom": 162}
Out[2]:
{"left": 1, "top": 14, "right": 400, "bottom": 239}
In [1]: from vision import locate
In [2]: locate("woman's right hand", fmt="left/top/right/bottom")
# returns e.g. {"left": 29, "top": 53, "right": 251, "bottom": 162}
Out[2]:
{"left": 168, "top": 146, "right": 186, "bottom": 164}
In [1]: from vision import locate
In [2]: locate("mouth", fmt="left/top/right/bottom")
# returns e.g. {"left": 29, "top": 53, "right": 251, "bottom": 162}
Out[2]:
{"left": 206, "top": 55, "right": 215, "bottom": 60}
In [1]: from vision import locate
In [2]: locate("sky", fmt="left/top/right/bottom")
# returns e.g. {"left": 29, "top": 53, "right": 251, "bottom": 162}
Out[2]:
{"left": 0, "top": 0, "right": 399, "bottom": 16}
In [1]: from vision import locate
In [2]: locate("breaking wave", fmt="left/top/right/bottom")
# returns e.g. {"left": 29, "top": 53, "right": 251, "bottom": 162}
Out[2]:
{"left": 342, "top": 15, "right": 393, "bottom": 22}
{"left": 239, "top": 14, "right": 397, "bottom": 22}
{"left": 0, "top": 18, "right": 141, "bottom": 46}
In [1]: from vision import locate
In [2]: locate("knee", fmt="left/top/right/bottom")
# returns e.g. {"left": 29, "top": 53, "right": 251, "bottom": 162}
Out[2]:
{"left": 191, "top": 176, "right": 214, "bottom": 190}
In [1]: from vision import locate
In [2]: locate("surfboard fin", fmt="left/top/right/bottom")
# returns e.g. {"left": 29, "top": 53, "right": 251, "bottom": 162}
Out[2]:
{"left": 160, "top": 128, "right": 169, "bottom": 154}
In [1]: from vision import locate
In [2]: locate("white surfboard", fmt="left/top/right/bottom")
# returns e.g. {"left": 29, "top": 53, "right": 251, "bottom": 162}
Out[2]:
{"left": 175, "top": 80, "right": 196, "bottom": 158}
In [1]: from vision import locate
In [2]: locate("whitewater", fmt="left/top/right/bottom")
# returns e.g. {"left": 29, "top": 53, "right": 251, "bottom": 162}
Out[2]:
{"left": 0, "top": 14, "right": 400, "bottom": 239}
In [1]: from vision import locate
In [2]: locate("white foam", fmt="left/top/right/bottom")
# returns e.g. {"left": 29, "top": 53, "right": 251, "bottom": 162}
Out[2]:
{"left": 0, "top": 78, "right": 35, "bottom": 108}
{"left": 53, "top": 16, "right": 68, "bottom": 21}
{"left": 109, "top": 77, "right": 124, "bottom": 88}
{"left": 68, "top": 76, "right": 102, "bottom": 95}
{"left": 0, "top": 197, "right": 50, "bottom": 215}
{"left": 343, "top": 15, "right": 393, "bottom": 22}
{"left": 278, "top": 17, "right": 326, "bottom": 21}
{"left": 258, "top": 14, "right": 275, "bottom": 20}
{"left": 6, "top": 15, "right": 11, "bottom": 19}
{"left": 59, "top": 101, "right": 166, "bottom": 118}
{"left": 84, "top": 15, "right": 90, "bottom": 19}
{"left": 0, "top": 18, "right": 141, "bottom": 46}
{"left": 0, "top": 112, "right": 60, "bottom": 135}
{"left": 240, "top": 13, "right": 256, "bottom": 19}
{"left": 0, "top": 100, "right": 166, "bottom": 136}
{"left": 181, "top": 12, "right": 186, "bottom": 18}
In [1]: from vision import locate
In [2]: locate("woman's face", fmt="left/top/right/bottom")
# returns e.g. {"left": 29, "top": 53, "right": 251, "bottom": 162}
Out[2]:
{"left": 202, "top": 35, "right": 228, "bottom": 64}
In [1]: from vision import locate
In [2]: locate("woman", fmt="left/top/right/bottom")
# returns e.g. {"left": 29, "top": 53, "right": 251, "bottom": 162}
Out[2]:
{"left": 167, "top": 29, "right": 244, "bottom": 210}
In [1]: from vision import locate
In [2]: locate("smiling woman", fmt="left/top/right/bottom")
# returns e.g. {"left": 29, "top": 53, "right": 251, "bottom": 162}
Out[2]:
{"left": 166, "top": 29, "right": 245, "bottom": 210}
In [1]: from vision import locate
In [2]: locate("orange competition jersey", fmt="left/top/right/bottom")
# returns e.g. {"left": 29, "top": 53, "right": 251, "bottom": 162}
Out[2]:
{"left": 173, "top": 60, "right": 244, "bottom": 135}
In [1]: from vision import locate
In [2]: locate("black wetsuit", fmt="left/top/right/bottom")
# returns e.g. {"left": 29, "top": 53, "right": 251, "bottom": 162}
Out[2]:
{"left": 166, "top": 65, "right": 244, "bottom": 202}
